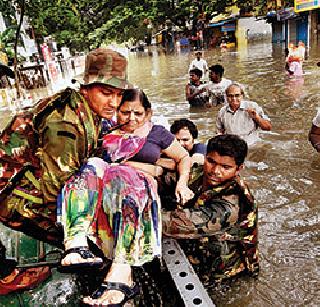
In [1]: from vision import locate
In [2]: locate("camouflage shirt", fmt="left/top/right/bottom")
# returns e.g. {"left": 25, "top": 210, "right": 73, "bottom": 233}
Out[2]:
{"left": 34, "top": 89, "right": 100, "bottom": 203}
{"left": 0, "top": 88, "right": 101, "bottom": 241}
{"left": 162, "top": 174, "right": 259, "bottom": 282}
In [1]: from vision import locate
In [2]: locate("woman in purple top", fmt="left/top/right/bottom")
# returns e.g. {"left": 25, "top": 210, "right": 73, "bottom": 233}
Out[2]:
{"left": 59, "top": 89, "right": 194, "bottom": 306}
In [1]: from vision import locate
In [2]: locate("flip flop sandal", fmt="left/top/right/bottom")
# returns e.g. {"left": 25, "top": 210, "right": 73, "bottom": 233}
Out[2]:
{"left": 82, "top": 281, "right": 140, "bottom": 307}
{"left": 58, "top": 246, "right": 104, "bottom": 273}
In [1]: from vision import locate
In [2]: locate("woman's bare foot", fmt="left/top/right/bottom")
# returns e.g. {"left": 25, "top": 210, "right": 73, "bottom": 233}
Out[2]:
{"left": 82, "top": 263, "right": 132, "bottom": 305}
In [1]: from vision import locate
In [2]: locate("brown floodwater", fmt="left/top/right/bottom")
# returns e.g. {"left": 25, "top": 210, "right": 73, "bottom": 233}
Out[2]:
{"left": 128, "top": 43, "right": 320, "bottom": 307}
{"left": 0, "top": 42, "right": 319, "bottom": 306}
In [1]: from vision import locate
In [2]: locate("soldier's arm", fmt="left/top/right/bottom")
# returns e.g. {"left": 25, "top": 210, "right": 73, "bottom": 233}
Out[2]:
{"left": 40, "top": 119, "right": 83, "bottom": 203}
{"left": 238, "top": 190, "right": 259, "bottom": 275}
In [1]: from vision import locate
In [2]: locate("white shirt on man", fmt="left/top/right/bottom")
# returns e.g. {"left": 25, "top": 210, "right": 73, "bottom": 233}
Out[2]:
{"left": 200, "top": 78, "right": 233, "bottom": 105}
{"left": 189, "top": 59, "right": 208, "bottom": 74}
{"left": 216, "top": 100, "right": 270, "bottom": 145}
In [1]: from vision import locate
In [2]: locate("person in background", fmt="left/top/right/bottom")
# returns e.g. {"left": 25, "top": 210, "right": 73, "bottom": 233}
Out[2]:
{"left": 220, "top": 39, "right": 227, "bottom": 52}
{"left": 201, "top": 64, "right": 232, "bottom": 106}
{"left": 185, "top": 68, "right": 206, "bottom": 107}
{"left": 162, "top": 134, "right": 259, "bottom": 283}
{"left": 285, "top": 47, "right": 290, "bottom": 73}
{"left": 188, "top": 51, "right": 208, "bottom": 76}
{"left": 157, "top": 118, "right": 206, "bottom": 211}
{"left": 287, "top": 42, "right": 303, "bottom": 77}
{"left": 309, "top": 109, "right": 320, "bottom": 152}
{"left": 170, "top": 118, "right": 206, "bottom": 165}
{"left": 297, "top": 41, "right": 306, "bottom": 61}
{"left": 216, "top": 83, "right": 271, "bottom": 146}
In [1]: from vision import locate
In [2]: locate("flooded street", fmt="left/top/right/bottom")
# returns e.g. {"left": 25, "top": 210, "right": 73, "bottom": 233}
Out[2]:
{"left": 0, "top": 41, "right": 319, "bottom": 306}
{"left": 128, "top": 42, "right": 319, "bottom": 306}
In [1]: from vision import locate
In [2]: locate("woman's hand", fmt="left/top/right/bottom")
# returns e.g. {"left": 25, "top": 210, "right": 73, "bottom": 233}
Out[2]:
{"left": 175, "top": 182, "right": 194, "bottom": 205}
{"left": 161, "top": 139, "right": 194, "bottom": 204}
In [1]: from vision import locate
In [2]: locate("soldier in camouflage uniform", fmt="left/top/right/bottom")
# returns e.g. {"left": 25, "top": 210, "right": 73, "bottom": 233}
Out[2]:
{"left": 162, "top": 134, "right": 259, "bottom": 282}
{"left": 0, "top": 48, "right": 129, "bottom": 245}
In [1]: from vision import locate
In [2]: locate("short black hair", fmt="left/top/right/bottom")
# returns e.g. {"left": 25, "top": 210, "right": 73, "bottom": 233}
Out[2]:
{"left": 189, "top": 68, "right": 203, "bottom": 78}
{"left": 170, "top": 118, "right": 198, "bottom": 139}
{"left": 209, "top": 64, "right": 224, "bottom": 78}
{"left": 118, "top": 88, "right": 151, "bottom": 111}
{"left": 207, "top": 134, "right": 248, "bottom": 166}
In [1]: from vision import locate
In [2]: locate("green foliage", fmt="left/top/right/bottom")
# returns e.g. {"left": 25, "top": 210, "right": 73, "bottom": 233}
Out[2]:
{"left": 0, "top": 0, "right": 291, "bottom": 51}
{"left": 0, "top": 26, "right": 21, "bottom": 58}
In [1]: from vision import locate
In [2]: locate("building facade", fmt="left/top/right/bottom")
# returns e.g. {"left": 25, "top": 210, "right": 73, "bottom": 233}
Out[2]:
{"left": 265, "top": 1, "right": 320, "bottom": 46}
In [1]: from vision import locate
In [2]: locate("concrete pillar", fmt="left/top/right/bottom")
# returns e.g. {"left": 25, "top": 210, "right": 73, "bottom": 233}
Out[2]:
{"left": 236, "top": 20, "right": 248, "bottom": 59}
{"left": 308, "top": 11, "right": 311, "bottom": 47}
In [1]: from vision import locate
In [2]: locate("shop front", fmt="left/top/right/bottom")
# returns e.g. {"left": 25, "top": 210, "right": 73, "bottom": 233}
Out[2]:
{"left": 207, "top": 19, "right": 237, "bottom": 48}
{"left": 266, "top": 1, "right": 320, "bottom": 46}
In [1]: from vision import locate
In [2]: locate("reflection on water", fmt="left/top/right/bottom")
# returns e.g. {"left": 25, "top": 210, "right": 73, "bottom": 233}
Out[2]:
{"left": 128, "top": 43, "right": 320, "bottom": 306}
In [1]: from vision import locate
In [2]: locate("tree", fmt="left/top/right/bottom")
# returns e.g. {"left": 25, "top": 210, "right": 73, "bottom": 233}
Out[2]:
{"left": 0, "top": 1, "right": 230, "bottom": 50}
{"left": 0, "top": 0, "right": 294, "bottom": 52}
{"left": 0, "top": 27, "right": 19, "bottom": 60}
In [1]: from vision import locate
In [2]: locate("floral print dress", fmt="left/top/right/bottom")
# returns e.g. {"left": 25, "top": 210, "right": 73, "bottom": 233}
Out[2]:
{"left": 59, "top": 129, "right": 162, "bottom": 266}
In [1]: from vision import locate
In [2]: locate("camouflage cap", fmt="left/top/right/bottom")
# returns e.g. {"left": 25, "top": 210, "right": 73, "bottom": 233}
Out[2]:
{"left": 83, "top": 48, "right": 129, "bottom": 89}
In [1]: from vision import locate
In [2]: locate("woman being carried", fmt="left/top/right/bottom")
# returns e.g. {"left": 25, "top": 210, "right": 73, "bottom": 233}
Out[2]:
{"left": 59, "top": 88, "right": 194, "bottom": 306}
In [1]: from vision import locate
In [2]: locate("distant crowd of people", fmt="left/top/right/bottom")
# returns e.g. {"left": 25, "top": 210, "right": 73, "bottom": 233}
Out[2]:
{"left": 187, "top": 51, "right": 272, "bottom": 146}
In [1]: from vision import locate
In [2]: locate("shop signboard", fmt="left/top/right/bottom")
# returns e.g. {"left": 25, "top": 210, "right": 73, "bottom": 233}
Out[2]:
{"left": 277, "top": 7, "right": 296, "bottom": 20}
{"left": 47, "top": 61, "right": 58, "bottom": 82}
{"left": 41, "top": 43, "right": 52, "bottom": 62}
{"left": 221, "top": 24, "right": 236, "bottom": 32}
{"left": 294, "top": 0, "right": 320, "bottom": 12}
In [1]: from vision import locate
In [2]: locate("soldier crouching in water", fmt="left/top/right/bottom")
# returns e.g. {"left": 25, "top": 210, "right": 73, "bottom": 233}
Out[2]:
{"left": 0, "top": 48, "right": 128, "bottom": 245}
{"left": 162, "top": 134, "right": 259, "bottom": 283}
